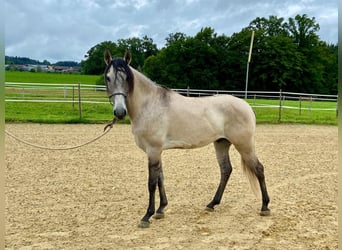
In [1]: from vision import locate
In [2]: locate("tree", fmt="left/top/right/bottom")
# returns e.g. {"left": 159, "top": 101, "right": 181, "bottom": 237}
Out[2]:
{"left": 240, "top": 14, "right": 335, "bottom": 93}
{"left": 54, "top": 61, "right": 79, "bottom": 67}
{"left": 284, "top": 14, "right": 327, "bottom": 93}
{"left": 165, "top": 32, "right": 188, "bottom": 46}
{"left": 143, "top": 39, "right": 185, "bottom": 88}
{"left": 243, "top": 16, "right": 304, "bottom": 91}
{"left": 250, "top": 34, "right": 303, "bottom": 91}
{"left": 319, "top": 43, "right": 338, "bottom": 94}
{"left": 82, "top": 14, "right": 337, "bottom": 94}
{"left": 117, "top": 36, "right": 158, "bottom": 71}
{"left": 285, "top": 14, "right": 320, "bottom": 48}
{"left": 42, "top": 60, "right": 51, "bottom": 65}
{"left": 80, "top": 41, "right": 118, "bottom": 75}
{"left": 248, "top": 16, "right": 288, "bottom": 37}
{"left": 143, "top": 27, "right": 224, "bottom": 89}
{"left": 80, "top": 36, "right": 158, "bottom": 75}
{"left": 224, "top": 29, "right": 252, "bottom": 90}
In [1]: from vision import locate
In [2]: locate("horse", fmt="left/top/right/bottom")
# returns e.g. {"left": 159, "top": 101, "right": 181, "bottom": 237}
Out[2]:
{"left": 103, "top": 49, "right": 270, "bottom": 228}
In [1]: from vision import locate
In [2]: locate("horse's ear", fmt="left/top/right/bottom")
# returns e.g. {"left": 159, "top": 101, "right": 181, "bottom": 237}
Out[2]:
{"left": 104, "top": 49, "right": 112, "bottom": 65}
{"left": 124, "top": 49, "right": 132, "bottom": 65}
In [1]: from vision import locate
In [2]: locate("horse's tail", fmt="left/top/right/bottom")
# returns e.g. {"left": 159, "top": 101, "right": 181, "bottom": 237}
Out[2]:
{"left": 241, "top": 157, "right": 261, "bottom": 198}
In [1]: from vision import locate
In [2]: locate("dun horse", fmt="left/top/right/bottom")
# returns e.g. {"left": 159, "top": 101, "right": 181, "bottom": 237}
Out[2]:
{"left": 104, "top": 49, "right": 270, "bottom": 228}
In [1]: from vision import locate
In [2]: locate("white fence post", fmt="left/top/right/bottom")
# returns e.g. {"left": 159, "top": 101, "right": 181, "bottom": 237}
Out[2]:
{"left": 78, "top": 82, "right": 82, "bottom": 119}
{"left": 72, "top": 86, "right": 75, "bottom": 109}
{"left": 278, "top": 89, "right": 282, "bottom": 122}
{"left": 63, "top": 85, "right": 67, "bottom": 99}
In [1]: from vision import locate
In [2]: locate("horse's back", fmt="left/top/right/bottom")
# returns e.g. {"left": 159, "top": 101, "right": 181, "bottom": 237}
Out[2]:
{"left": 174, "top": 93, "right": 255, "bottom": 128}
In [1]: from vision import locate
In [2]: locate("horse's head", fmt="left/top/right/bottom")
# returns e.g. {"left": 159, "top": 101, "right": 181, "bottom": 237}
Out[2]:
{"left": 104, "top": 49, "right": 134, "bottom": 120}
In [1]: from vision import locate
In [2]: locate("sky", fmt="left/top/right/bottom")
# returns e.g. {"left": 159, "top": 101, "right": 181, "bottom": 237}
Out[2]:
{"left": 4, "top": 0, "right": 338, "bottom": 63}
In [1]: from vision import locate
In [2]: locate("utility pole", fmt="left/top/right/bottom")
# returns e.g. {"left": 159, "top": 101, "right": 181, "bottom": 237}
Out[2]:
{"left": 245, "top": 30, "right": 255, "bottom": 99}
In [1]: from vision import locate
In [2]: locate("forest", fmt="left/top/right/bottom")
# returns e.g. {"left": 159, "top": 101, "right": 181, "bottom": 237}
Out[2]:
{"left": 81, "top": 14, "right": 337, "bottom": 95}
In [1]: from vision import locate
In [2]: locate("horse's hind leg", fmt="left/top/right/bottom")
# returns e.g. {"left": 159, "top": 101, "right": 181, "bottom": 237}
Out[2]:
{"left": 206, "top": 139, "right": 232, "bottom": 211}
{"left": 255, "top": 160, "right": 270, "bottom": 216}
{"left": 241, "top": 155, "right": 270, "bottom": 216}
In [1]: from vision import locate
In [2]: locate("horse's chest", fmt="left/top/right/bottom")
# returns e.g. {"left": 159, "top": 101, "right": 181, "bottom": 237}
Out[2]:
{"left": 131, "top": 125, "right": 165, "bottom": 152}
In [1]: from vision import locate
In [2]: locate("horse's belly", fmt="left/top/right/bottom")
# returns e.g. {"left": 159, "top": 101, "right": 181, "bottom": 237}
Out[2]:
{"left": 163, "top": 124, "right": 224, "bottom": 150}
{"left": 163, "top": 138, "right": 216, "bottom": 150}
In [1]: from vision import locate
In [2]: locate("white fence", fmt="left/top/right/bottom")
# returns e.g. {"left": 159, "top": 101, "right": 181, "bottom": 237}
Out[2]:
{"left": 5, "top": 82, "right": 107, "bottom": 104}
{"left": 5, "top": 82, "right": 338, "bottom": 120}
{"left": 175, "top": 88, "right": 337, "bottom": 102}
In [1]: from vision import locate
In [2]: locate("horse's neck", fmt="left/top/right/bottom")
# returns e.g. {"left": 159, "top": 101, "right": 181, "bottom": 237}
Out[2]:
{"left": 126, "top": 68, "right": 157, "bottom": 121}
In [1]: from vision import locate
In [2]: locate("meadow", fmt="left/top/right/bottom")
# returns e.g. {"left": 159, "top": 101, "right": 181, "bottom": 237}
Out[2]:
{"left": 5, "top": 71, "right": 100, "bottom": 84}
{"left": 5, "top": 71, "right": 338, "bottom": 125}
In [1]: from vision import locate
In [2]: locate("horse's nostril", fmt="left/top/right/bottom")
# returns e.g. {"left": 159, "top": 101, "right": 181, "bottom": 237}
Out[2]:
{"left": 114, "top": 109, "right": 126, "bottom": 119}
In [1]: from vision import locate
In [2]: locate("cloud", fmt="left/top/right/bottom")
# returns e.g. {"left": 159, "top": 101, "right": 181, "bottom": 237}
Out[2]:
{"left": 4, "top": 0, "right": 337, "bottom": 63}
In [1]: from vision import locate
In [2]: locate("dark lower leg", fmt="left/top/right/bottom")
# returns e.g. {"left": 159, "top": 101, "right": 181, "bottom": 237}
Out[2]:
{"left": 206, "top": 166, "right": 232, "bottom": 209}
{"left": 255, "top": 160, "right": 270, "bottom": 214}
{"left": 207, "top": 139, "right": 232, "bottom": 210}
{"left": 140, "top": 159, "right": 160, "bottom": 224}
{"left": 156, "top": 171, "right": 168, "bottom": 216}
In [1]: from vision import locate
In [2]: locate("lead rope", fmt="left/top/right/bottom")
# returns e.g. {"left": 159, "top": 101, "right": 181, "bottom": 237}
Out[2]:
{"left": 5, "top": 118, "right": 118, "bottom": 151}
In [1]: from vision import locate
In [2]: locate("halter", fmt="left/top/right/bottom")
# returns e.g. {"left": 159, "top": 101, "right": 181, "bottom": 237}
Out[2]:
{"left": 108, "top": 92, "right": 127, "bottom": 105}
{"left": 109, "top": 92, "right": 127, "bottom": 99}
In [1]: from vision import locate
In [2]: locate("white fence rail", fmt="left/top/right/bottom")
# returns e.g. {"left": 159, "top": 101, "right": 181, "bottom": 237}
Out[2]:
{"left": 174, "top": 88, "right": 338, "bottom": 102}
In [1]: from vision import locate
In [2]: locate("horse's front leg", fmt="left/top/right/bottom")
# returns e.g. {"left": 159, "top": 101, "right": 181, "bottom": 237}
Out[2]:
{"left": 154, "top": 167, "right": 168, "bottom": 219}
{"left": 139, "top": 152, "right": 167, "bottom": 228}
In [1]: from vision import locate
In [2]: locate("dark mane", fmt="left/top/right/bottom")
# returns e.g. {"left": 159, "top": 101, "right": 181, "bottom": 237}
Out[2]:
{"left": 105, "top": 58, "right": 134, "bottom": 93}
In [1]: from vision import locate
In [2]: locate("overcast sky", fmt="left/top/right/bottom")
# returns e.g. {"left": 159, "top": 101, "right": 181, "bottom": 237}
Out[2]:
{"left": 5, "top": 0, "right": 337, "bottom": 63}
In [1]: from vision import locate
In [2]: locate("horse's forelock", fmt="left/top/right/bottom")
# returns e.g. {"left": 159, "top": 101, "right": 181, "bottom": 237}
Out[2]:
{"left": 105, "top": 58, "right": 134, "bottom": 93}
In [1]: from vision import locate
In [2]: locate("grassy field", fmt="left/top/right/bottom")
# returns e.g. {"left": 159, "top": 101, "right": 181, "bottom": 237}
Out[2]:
{"left": 248, "top": 99, "right": 337, "bottom": 124}
{"left": 5, "top": 102, "right": 115, "bottom": 124}
{"left": 5, "top": 71, "right": 101, "bottom": 84}
{"left": 5, "top": 97, "right": 337, "bottom": 125}
{"left": 5, "top": 71, "right": 338, "bottom": 125}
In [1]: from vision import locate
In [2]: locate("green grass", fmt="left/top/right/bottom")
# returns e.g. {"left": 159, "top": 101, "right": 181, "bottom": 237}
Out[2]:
{"left": 252, "top": 107, "right": 337, "bottom": 125}
{"left": 5, "top": 99, "right": 337, "bottom": 125}
{"left": 5, "top": 71, "right": 338, "bottom": 125}
{"left": 247, "top": 99, "right": 337, "bottom": 125}
{"left": 5, "top": 71, "right": 101, "bottom": 84}
{"left": 5, "top": 71, "right": 117, "bottom": 123}
{"left": 5, "top": 102, "right": 130, "bottom": 124}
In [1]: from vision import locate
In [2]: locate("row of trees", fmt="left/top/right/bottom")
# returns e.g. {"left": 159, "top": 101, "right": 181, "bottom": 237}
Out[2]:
{"left": 5, "top": 56, "right": 80, "bottom": 67}
{"left": 5, "top": 56, "right": 51, "bottom": 66}
{"left": 80, "top": 36, "right": 158, "bottom": 75}
{"left": 81, "top": 14, "right": 337, "bottom": 94}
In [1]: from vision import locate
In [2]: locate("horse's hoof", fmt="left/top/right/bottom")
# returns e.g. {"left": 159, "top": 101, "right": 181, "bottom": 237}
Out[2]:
{"left": 205, "top": 207, "right": 214, "bottom": 212}
{"left": 138, "top": 220, "right": 151, "bottom": 228}
{"left": 260, "top": 210, "right": 271, "bottom": 216}
{"left": 153, "top": 213, "right": 165, "bottom": 219}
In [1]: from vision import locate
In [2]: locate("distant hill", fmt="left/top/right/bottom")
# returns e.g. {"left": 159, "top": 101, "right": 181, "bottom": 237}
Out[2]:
{"left": 5, "top": 56, "right": 80, "bottom": 67}
{"left": 5, "top": 56, "right": 44, "bottom": 65}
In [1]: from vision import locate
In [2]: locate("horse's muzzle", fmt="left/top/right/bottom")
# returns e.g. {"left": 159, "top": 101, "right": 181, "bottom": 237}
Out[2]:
{"left": 114, "top": 108, "right": 127, "bottom": 120}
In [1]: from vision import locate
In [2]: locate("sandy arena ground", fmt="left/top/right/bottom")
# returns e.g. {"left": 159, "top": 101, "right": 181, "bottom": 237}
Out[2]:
{"left": 5, "top": 124, "right": 337, "bottom": 249}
